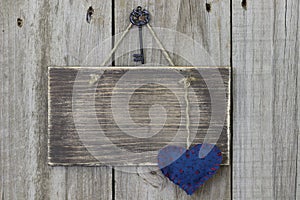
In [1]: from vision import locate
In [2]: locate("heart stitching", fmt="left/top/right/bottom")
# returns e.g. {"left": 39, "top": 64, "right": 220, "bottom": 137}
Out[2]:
{"left": 157, "top": 144, "right": 222, "bottom": 195}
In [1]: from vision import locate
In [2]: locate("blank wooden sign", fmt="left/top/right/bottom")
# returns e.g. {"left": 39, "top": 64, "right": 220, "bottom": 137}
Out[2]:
{"left": 48, "top": 66, "right": 230, "bottom": 166}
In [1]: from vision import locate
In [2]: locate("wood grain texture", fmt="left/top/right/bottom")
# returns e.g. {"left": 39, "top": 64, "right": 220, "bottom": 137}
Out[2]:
{"left": 296, "top": 5, "right": 300, "bottom": 197}
{"left": 48, "top": 66, "right": 230, "bottom": 166}
{"left": 47, "top": 0, "right": 113, "bottom": 199}
{"left": 48, "top": 167, "right": 112, "bottom": 200}
{"left": 114, "top": 0, "right": 231, "bottom": 199}
{"left": 114, "top": 166, "right": 230, "bottom": 200}
{"left": 232, "top": 0, "right": 300, "bottom": 199}
{"left": 3, "top": 0, "right": 299, "bottom": 199}
{"left": 0, "top": 1, "right": 50, "bottom": 199}
{"left": 298, "top": 131, "right": 300, "bottom": 200}
{"left": 0, "top": 0, "right": 112, "bottom": 199}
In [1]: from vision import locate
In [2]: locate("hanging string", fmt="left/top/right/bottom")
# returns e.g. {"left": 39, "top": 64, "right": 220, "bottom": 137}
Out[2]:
{"left": 101, "top": 23, "right": 133, "bottom": 66}
{"left": 179, "top": 77, "right": 191, "bottom": 149}
{"left": 147, "top": 23, "right": 190, "bottom": 147}
{"left": 101, "top": 22, "right": 174, "bottom": 67}
{"left": 146, "top": 24, "right": 175, "bottom": 66}
{"left": 101, "top": 17, "right": 193, "bottom": 149}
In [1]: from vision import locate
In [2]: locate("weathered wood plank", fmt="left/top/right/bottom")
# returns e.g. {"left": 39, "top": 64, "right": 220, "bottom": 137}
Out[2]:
{"left": 49, "top": 167, "right": 112, "bottom": 200}
{"left": 0, "top": 0, "right": 113, "bottom": 199}
{"left": 48, "top": 66, "right": 230, "bottom": 166}
{"left": 296, "top": 3, "right": 300, "bottom": 199}
{"left": 232, "top": 0, "right": 299, "bottom": 199}
{"left": 0, "top": 1, "right": 50, "bottom": 199}
{"left": 297, "top": 8, "right": 300, "bottom": 198}
{"left": 113, "top": 0, "right": 231, "bottom": 199}
{"left": 298, "top": 132, "right": 300, "bottom": 199}
{"left": 49, "top": 0, "right": 112, "bottom": 67}
{"left": 47, "top": 0, "right": 113, "bottom": 199}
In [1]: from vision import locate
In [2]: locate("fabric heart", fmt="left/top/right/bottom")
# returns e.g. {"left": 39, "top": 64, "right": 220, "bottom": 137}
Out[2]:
{"left": 157, "top": 144, "right": 222, "bottom": 195}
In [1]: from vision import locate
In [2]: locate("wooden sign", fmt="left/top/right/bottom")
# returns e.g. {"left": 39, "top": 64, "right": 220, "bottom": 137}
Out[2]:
{"left": 48, "top": 66, "right": 230, "bottom": 166}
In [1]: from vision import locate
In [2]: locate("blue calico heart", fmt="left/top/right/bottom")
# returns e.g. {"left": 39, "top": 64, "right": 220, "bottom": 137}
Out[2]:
{"left": 157, "top": 144, "right": 222, "bottom": 195}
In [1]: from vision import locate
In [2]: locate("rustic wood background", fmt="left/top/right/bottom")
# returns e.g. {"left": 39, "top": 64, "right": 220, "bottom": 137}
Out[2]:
{"left": 0, "top": 0, "right": 299, "bottom": 200}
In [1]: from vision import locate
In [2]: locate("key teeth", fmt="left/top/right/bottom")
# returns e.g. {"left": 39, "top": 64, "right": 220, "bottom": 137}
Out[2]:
{"left": 133, "top": 54, "right": 144, "bottom": 62}
{"left": 134, "top": 58, "right": 143, "bottom": 62}
{"left": 133, "top": 54, "right": 143, "bottom": 58}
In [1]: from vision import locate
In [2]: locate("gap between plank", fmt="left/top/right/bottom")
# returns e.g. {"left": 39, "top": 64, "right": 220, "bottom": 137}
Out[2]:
{"left": 112, "top": 1, "right": 116, "bottom": 200}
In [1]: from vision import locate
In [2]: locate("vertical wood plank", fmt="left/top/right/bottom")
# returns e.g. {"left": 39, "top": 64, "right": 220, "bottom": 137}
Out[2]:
{"left": 0, "top": 1, "right": 51, "bottom": 199}
{"left": 233, "top": 0, "right": 299, "bottom": 199}
{"left": 113, "top": 0, "right": 231, "bottom": 199}
{"left": 297, "top": 19, "right": 300, "bottom": 199}
{"left": 48, "top": 0, "right": 113, "bottom": 199}
{"left": 298, "top": 132, "right": 300, "bottom": 200}
{"left": 0, "top": 0, "right": 112, "bottom": 199}
{"left": 49, "top": 0, "right": 112, "bottom": 66}
{"left": 296, "top": 3, "right": 300, "bottom": 197}
{"left": 49, "top": 167, "right": 112, "bottom": 200}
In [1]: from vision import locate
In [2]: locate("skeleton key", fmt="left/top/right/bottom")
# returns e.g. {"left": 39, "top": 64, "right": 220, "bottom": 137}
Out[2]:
{"left": 130, "top": 6, "right": 150, "bottom": 64}
{"left": 133, "top": 26, "right": 145, "bottom": 63}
